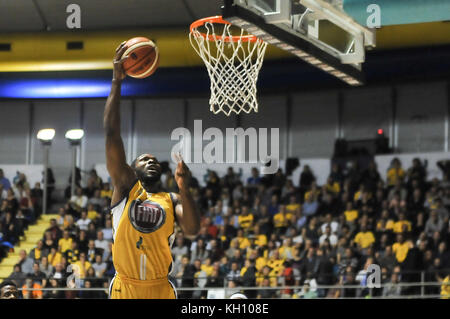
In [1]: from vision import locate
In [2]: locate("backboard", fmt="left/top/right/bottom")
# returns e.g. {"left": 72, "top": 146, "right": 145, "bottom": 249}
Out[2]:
{"left": 222, "top": 0, "right": 376, "bottom": 85}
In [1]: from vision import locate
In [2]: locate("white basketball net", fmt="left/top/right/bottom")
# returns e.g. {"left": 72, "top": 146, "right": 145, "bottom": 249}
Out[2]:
{"left": 189, "top": 21, "right": 268, "bottom": 116}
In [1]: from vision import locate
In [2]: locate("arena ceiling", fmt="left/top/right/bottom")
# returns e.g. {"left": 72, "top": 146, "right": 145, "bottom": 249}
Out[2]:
{"left": 0, "top": 0, "right": 448, "bottom": 73}
{"left": 0, "top": 0, "right": 223, "bottom": 32}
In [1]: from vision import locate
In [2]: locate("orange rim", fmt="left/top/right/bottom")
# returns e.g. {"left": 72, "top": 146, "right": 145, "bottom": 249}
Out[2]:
{"left": 190, "top": 16, "right": 259, "bottom": 43}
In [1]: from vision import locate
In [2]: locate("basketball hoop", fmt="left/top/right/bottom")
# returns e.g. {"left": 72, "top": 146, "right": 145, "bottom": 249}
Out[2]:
{"left": 189, "top": 16, "right": 268, "bottom": 116}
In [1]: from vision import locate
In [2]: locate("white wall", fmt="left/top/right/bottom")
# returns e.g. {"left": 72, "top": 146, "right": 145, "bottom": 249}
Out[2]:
{"left": 342, "top": 86, "right": 392, "bottom": 140}
{"left": 0, "top": 165, "right": 44, "bottom": 188}
{"left": 0, "top": 101, "right": 30, "bottom": 163}
{"left": 291, "top": 91, "right": 338, "bottom": 158}
{"left": 396, "top": 82, "right": 447, "bottom": 152}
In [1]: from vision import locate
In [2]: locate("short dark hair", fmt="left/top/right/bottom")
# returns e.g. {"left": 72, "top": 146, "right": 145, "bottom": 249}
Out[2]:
{"left": 0, "top": 280, "right": 17, "bottom": 290}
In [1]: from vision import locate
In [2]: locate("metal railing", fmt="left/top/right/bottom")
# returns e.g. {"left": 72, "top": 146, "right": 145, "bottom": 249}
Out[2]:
{"left": 9, "top": 281, "right": 448, "bottom": 299}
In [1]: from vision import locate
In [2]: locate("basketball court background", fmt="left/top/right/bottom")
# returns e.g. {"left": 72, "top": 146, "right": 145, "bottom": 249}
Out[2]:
{"left": 0, "top": 0, "right": 448, "bottom": 190}
{"left": 0, "top": 0, "right": 449, "bottom": 299}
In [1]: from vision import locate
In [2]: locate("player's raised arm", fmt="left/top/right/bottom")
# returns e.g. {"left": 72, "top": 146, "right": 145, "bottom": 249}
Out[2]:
{"left": 171, "top": 154, "right": 200, "bottom": 236}
{"left": 104, "top": 42, "right": 136, "bottom": 205}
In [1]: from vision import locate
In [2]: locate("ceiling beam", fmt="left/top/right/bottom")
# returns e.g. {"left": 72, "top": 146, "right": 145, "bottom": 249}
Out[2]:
{"left": 32, "top": 0, "right": 51, "bottom": 31}
{"left": 181, "top": 0, "right": 198, "bottom": 22}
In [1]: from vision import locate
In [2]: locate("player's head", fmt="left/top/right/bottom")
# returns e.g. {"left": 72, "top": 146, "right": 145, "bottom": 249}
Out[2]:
{"left": 0, "top": 281, "right": 19, "bottom": 299}
{"left": 230, "top": 293, "right": 247, "bottom": 299}
{"left": 131, "top": 153, "right": 162, "bottom": 186}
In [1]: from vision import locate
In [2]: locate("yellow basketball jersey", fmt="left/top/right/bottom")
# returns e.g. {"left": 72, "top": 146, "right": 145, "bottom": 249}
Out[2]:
{"left": 111, "top": 180, "right": 176, "bottom": 281}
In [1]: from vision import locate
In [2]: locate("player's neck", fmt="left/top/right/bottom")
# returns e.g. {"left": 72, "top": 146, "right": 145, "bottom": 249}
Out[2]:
{"left": 142, "top": 181, "right": 162, "bottom": 194}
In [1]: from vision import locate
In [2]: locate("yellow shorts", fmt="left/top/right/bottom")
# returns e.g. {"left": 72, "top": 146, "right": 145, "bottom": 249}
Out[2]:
{"left": 109, "top": 274, "right": 177, "bottom": 299}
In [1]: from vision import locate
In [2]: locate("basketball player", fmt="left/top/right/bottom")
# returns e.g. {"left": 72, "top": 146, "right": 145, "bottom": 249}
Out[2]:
{"left": 104, "top": 42, "right": 200, "bottom": 299}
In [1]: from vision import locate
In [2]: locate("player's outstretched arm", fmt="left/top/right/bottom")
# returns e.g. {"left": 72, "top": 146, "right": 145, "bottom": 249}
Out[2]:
{"left": 171, "top": 154, "right": 200, "bottom": 236}
{"left": 104, "top": 42, "right": 135, "bottom": 206}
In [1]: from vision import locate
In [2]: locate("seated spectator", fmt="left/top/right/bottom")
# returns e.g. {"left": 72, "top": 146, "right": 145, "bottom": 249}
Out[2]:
{"left": 30, "top": 262, "right": 47, "bottom": 287}
{"left": 441, "top": 272, "right": 450, "bottom": 299}
{"left": 253, "top": 225, "right": 268, "bottom": 248}
{"left": 190, "top": 238, "right": 209, "bottom": 262}
{"left": 273, "top": 205, "right": 292, "bottom": 236}
{"left": 200, "top": 257, "right": 214, "bottom": 276}
{"left": 39, "top": 256, "right": 54, "bottom": 278}
{"left": 257, "top": 205, "right": 272, "bottom": 236}
{"left": 241, "top": 258, "right": 258, "bottom": 298}
{"left": 424, "top": 210, "right": 444, "bottom": 237}
{"left": 304, "top": 217, "right": 320, "bottom": 243}
{"left": 320, "top": 213, "right": 339, "bottom": 235}
{"left": 278, "top": 237, "right": 295, "bottom": 260}
{"left": 69, "top": 187, "right": 88, "bottom": 213}
{"left": 300, "top": 280, "right": 318, "bottom": 299}
{"left": 100, "top": 182, "right": 113, "bottom": 199}
{"left": 86, "top": 222, "right": 98, "bottom": 240}
{"left": 285, "top": 195, "right": 301, "bottom": 216}
{"left": 320, "top": 225, "right": 338, "bottom": 247}
{"left": 94, "top": 231, "right": 109, "bottom": 253}
{"left": 392, "top": 233, "right": 411, "bottom": 264}
{"left": 15, "top": 209, "right": 30, "bottom": 234}
{"left": 376, "top": 210, "right": 395, "bottom": 234}
{"left": 86, "top": 239, "right": 103, "bottom": 263}
{"left": 43, "top": 277, "right": 65, "bottom": 299}
{"left": 17, "top": 249, "right": 34, "bottom": 275}
{"left": 256, "top": 264, "right": 277, "bottom": 287}
{"left": 226, "top": 261, "right": 241, "bottom": 283}
{"left": 21, "top": 277, "right": 43, "bottom": 299}
{"left": 299, "top": 165, "right": 315, "bottom": 192}
{"left": 434, "top": 198, "right": 449, "bottom": 223}
{"left": 73, "top": 252, "right": 92, "bottom": 279}
{"left": 206, "top": 239, "right": 224, "bottom": 262}
{"left": 77, "top": 230, "right": 89, "bottom": 253}
{"left": 58, "top": 230, "right": 73, "bottom": 254}
{"left": 386, "top": 158, "right": 405, "bottom": 188}
{"left": 338, "top": 247, "right": 359, "bottom": 274}
{"left": 29, "top": 240, "right": 48, "bottom": 261}
{"left": 86, "top": 204, "right": 100, "bottom": 223}
{"left": 266, "top": 250, "right": 285, "bottom": 279}
{"left": 230, "top": 229, "right": 251, "bottom": 251}
{"left": 267, "top": 195, "right": 279, "bottom": 217}
{"left": 45, "top": 219, "right": 62, "bottom": 243}
{"left": 344, "top": 202, "right": 359, "bottom": 223}
{"left": 238, "top": 206, "right": 254, "bottom": 233}
{"left": 8, "top": 264, "right": 26, "bottom": 287}
{"left": 47, "top": 247, "right": 62, "bottom": 267}
{"left": 65, "top": 241, "right": 80, "bottom": 263}
{"left": 192, "top": 259, "right": 207, "bottom": 299}
{"left": 353, "top": 223, "right": 376, "bottom": 250}
{"left": 172, "top": 235, "right": 189, "bottom": 263}
{"left": 393, "top": 212, "right": 412, "bottom": 234}
{"left": 229, "top": 249, "right": 245, "bottom": 269}
{"left": 383, "top": 271, "right": 402, "bottom": 297}
{"left": 247, "top": 167, "right": 262, "bottom": 189}
{"left": 52, "top": 263, "right": 66, "bottom": 280}
{"left": 0, "top": 169, "right": 11, "bottom": 190}
{"left": 338, "top": 271, "right": 358, "bottom": 298}
{"left": 76, "top": 211, "right": 91, "bottom": 231}
{"left": 378, "top": 246, "right": 397, "bottom": 273}
{"left": 1, "top": 212, "right": 19, "bottom": 245}
{"left": 92, "top": 254, "right": 107, "bottom": 278}
{"left": 302, "top": 192, "right": 319, "bottom": 217}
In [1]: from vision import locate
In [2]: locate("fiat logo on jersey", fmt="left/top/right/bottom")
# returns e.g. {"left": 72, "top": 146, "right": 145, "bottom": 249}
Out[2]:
{"left": 128, "top": 199, "right": 166, "bottom": 233}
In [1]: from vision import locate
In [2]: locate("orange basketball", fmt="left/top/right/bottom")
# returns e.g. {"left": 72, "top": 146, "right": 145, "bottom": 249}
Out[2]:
{"left": 122, "top": 37, "right": 159, "bottom": 79}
